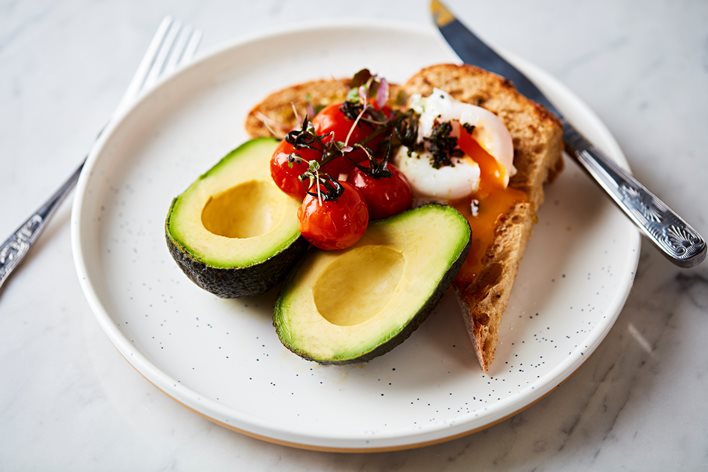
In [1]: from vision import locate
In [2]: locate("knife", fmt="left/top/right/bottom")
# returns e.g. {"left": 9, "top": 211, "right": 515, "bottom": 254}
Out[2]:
{"left": 430, "top": 0, "right": 705, "bottom": 268}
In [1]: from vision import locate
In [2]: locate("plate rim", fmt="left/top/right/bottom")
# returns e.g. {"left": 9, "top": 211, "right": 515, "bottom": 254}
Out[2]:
{"left": 71, "top": 18, "right": 640, "bottom": 451}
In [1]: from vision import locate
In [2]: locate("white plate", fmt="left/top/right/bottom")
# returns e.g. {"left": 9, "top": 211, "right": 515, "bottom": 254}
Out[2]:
{"left": 72, "top": 21, "right": 640, "bottom": 451}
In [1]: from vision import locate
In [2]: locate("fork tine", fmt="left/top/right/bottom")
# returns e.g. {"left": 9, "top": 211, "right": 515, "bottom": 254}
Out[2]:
{"left": 163, "top": 24, "right": 192, "bottom": 73}
{"left": 181, "top": 29, "right": 202, "bottom": 63}
{"left": 142, "top": 20, "right": 182, "bottom": 88}
{"left": 117, "top": 16, "right": 174, "bottom": 110}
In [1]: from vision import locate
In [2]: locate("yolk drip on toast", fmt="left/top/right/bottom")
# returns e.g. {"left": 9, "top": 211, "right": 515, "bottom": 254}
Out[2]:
{"left": 452, "top": 130, "right": 526, "bottom": 287}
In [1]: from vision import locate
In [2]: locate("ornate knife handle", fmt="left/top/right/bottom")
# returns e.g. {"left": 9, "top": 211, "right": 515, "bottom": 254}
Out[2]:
{"left": 0, "top": 164, "right": 83, "bottom": 289}
{"left": 564, "top": 124, "right": 705, "bottom": 268}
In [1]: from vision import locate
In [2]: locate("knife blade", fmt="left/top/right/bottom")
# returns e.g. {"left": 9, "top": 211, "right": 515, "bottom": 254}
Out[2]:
{"left": 429, "top": 0, "right": 706, "bottom": 268}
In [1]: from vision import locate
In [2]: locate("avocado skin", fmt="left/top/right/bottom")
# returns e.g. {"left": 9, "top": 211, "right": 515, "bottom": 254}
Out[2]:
{"left": 273, "top": 216, "right": 471, "bottom": 364}
{"left": 165, "top": 202, "right": 309, "bottom": 298}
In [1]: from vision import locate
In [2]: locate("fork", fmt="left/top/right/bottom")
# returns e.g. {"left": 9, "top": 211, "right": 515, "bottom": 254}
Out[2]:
{"left": 0, "top": 17, "right": 202, "bottom": 290}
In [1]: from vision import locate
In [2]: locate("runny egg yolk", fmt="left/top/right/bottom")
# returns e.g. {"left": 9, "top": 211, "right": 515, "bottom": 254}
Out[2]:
{"left": 452, "top": 129, "right": 527, "bottom": 287}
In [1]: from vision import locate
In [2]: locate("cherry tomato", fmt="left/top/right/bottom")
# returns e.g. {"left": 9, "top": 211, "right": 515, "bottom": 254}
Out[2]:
{"left": 297, "top": 182, "right": 369, "bottom": 250}
{"left": 347, "top": 161, "right": 413, "bottom": 219}
{"left": 312, "top": 103, "right": 381, "bottom": 177}
{"left": 312, "top": 103, "right": 369, "bottom": 144}
{"left": 270, "top": 140, "right": 322, "bottom": 199}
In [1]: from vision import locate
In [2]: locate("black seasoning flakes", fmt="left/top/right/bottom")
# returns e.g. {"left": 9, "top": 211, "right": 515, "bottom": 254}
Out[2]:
{"left": 423, "top": 121, "right": 463, "bottom": 168}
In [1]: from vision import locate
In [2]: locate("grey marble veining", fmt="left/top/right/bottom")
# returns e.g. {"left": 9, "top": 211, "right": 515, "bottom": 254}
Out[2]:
{"left": 1, "top": 0, "right": 707, "bottom": 470}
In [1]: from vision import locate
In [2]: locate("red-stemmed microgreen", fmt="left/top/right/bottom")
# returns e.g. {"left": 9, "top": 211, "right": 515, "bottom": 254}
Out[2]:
{"left": 254, "top": 111, "right": 286, "bottom": 139}
{"left": 290, "top": 102, "right": 302, "bottom": 127}
{"left": 344, "top": 86, "right": 368, "bottom": 147}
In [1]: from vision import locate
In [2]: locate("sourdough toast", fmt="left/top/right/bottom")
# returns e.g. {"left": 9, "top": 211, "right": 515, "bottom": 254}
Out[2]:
{"left": 403, "top": 64, "right": 563, "bottom": 371}
{"left": 245, "top": 64, "right": 563, "bottom": 371}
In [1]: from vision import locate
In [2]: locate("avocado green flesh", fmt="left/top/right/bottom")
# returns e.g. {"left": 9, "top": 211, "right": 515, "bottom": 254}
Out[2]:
{"left": 274, "top": 204, "right": 472, "bottom": 363}
{"left": 165, "top": 138, "right": 307, "bottom": 298}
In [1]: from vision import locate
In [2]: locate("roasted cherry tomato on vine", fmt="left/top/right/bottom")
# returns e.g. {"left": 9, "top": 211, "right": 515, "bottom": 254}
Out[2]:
{"left": 270, "top": 140, "right": 322, "bottom": 199}
{"left": 347, "top": 160, "right": 413, "bottom": 219}
{"left": 297, "top": 181, "right": 369, "bottom": 250}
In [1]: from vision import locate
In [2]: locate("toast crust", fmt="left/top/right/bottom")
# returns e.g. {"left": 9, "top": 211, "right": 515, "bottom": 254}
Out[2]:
{"left": 245, "top": 64, "right": 563, "bottom": 372}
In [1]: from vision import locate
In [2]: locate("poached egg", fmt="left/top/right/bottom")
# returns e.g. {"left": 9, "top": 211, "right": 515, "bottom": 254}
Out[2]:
{"left": 395, "top": 88, "right": 516, "bottom": 202}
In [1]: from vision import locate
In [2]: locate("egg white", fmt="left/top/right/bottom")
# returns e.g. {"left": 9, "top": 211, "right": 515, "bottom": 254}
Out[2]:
{"left": 395, "top": 148, "right": 480, "bottom": 201}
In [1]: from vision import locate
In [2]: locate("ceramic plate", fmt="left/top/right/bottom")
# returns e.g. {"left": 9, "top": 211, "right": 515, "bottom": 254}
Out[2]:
{"left": 72, "top": 21, "right": 640, "bottom": 451}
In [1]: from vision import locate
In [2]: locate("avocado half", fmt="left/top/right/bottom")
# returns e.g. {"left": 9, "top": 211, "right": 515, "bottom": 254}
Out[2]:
{"left": 274, "top": 204, "right": 471, "bottom": 364}
{"left": 165, "top": 138, "right": 308, "bottom": 298}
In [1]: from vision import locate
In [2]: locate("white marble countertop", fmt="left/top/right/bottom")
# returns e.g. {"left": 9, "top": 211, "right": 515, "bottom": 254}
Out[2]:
{"left": 2, "top": 0, "right": 707, "bottom": 470}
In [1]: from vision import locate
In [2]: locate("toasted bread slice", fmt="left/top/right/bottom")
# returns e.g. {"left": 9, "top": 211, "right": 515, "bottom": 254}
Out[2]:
{"left": 245, "top": 78, "right": 402, "bottom": 138}
{"left": 246, "top": 78, "right": 350, "bottom": 138}
{"left": 245, "top": 65, "right": 563, "bottom": 372}
{"left": 403, "top": 64, "right": 563, "bottom": 371}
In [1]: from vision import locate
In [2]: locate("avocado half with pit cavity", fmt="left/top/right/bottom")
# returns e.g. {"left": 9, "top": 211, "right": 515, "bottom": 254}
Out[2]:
{"left": 165, "top": 138, "right": 308, "bottom": 298}
{"left": 274, "top": 204, "right": 471, "bottom": 363}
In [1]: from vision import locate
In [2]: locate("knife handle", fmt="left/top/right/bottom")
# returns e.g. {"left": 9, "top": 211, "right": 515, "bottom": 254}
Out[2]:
{"left": 563, "top": 124, "right": 706, "bottom": 268}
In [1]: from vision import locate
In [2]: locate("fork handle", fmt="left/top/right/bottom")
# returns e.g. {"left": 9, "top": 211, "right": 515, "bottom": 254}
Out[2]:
{"left": 0, "top": 162, "right": 84, "bottom": 289}
{"left": 563, "top": 123, "right": 706, "bottom": 267}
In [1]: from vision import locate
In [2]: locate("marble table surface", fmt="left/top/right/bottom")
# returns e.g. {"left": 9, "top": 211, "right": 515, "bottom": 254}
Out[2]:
{"left": 2, "top": 0, "right": 707, "bottom": 470}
